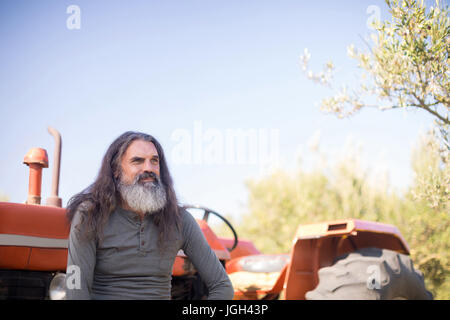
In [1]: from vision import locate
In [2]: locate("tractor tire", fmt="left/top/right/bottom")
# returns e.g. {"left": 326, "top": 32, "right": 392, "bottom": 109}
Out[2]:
{"left": 305, "top": 247, "right": 433, "bottom": 300}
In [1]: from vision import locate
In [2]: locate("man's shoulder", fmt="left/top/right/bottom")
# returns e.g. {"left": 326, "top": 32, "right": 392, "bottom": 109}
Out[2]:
{"left": 72, "top": 200, "right": 91, "bottom": 218}
{"left": 70, "top": 200, "right": 96, "bottom": 228}
{"left": 178, "top": 206, "right": 200, "bottom": 231}
{"left": 178, "top": 206, "right": 194, "bottom": 222}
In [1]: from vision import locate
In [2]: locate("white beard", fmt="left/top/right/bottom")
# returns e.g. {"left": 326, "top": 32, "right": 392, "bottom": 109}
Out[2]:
{"left": 118, "top": 176, "right": 167, "bottom": 215}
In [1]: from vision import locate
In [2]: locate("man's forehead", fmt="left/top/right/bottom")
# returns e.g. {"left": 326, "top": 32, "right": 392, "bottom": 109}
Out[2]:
{"left": 124, "top": 139, "right": 159, "bottom": 157}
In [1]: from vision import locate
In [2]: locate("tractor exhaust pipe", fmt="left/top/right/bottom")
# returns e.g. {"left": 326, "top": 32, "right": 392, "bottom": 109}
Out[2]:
{"left": 23, "top": 148, "right": 49, "bottom": 205}
{"left": 46, "top": 126, "right": 62, "bottom": 207}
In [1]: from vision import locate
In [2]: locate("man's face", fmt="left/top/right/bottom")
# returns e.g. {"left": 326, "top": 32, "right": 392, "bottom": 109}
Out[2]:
{"left": 117, "top": 139, "right": 167, "bottom": 215}
{"left": 119, "top": 139, "right": 160, "bottom": 185}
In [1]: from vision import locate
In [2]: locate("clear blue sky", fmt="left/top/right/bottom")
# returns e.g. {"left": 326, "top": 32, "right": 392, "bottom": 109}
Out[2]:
{"left": 0, "top": 0, "right": 436, "bottom": 221}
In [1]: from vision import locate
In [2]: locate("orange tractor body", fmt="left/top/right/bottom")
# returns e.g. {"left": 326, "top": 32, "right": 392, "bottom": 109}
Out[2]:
{"left": 223, "top": 219, "right": 409, "bottom": 299}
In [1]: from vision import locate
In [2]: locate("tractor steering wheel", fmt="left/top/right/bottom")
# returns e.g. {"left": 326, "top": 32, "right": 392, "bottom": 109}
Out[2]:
{"left": 182, "top": 205, "right": 239, "bottom": 252}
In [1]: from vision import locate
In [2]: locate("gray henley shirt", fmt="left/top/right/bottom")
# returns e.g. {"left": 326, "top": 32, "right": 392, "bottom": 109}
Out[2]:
{"left": 66, "top": 206, "right": 234, "bottom": 300}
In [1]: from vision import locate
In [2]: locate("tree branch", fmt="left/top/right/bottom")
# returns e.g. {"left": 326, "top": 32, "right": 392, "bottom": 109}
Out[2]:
{"left": 420, "top": 105, "right": 450, "bottom": 125}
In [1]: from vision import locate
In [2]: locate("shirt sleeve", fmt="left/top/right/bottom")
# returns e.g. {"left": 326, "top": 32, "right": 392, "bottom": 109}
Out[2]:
{"left": 65, "top": 210, "right": 96, "bottom": 300}
{"left": 180, "top": 209, "right": 234, "bottom": 300}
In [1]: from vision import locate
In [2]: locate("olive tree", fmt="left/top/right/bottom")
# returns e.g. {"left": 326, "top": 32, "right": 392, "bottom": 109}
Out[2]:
{"left": 300, "top": 0, "right": 449, "bottom": 147}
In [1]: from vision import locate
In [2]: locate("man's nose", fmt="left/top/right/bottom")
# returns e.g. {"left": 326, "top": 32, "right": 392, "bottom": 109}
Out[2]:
{"left": 142, "top": 160, "right": 157, "bottom": 173}
{"left": 143, "top": 160, "right": 152, "bottom": 172}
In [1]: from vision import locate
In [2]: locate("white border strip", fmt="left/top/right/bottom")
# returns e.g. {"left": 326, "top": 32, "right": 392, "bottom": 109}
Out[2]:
{"left": 0, "top": 234, "right": 68, "bottom": 248}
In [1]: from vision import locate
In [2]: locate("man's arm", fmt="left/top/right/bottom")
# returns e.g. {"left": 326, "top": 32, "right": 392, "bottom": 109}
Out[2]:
{"left": 66, "top": 210, "right": 96, "bottom": 300}
{"left": 181, "top": 209, "right": 234, "bottom": 300}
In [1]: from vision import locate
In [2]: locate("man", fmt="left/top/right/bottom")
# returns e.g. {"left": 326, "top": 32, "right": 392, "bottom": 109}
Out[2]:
{"left": 65, "top": 131, "right": 234, "bottom": 300}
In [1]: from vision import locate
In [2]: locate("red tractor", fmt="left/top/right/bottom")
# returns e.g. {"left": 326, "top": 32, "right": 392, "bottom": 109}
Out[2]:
{"left": 0, "top": 128, "right": 432, "bottom": 300}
